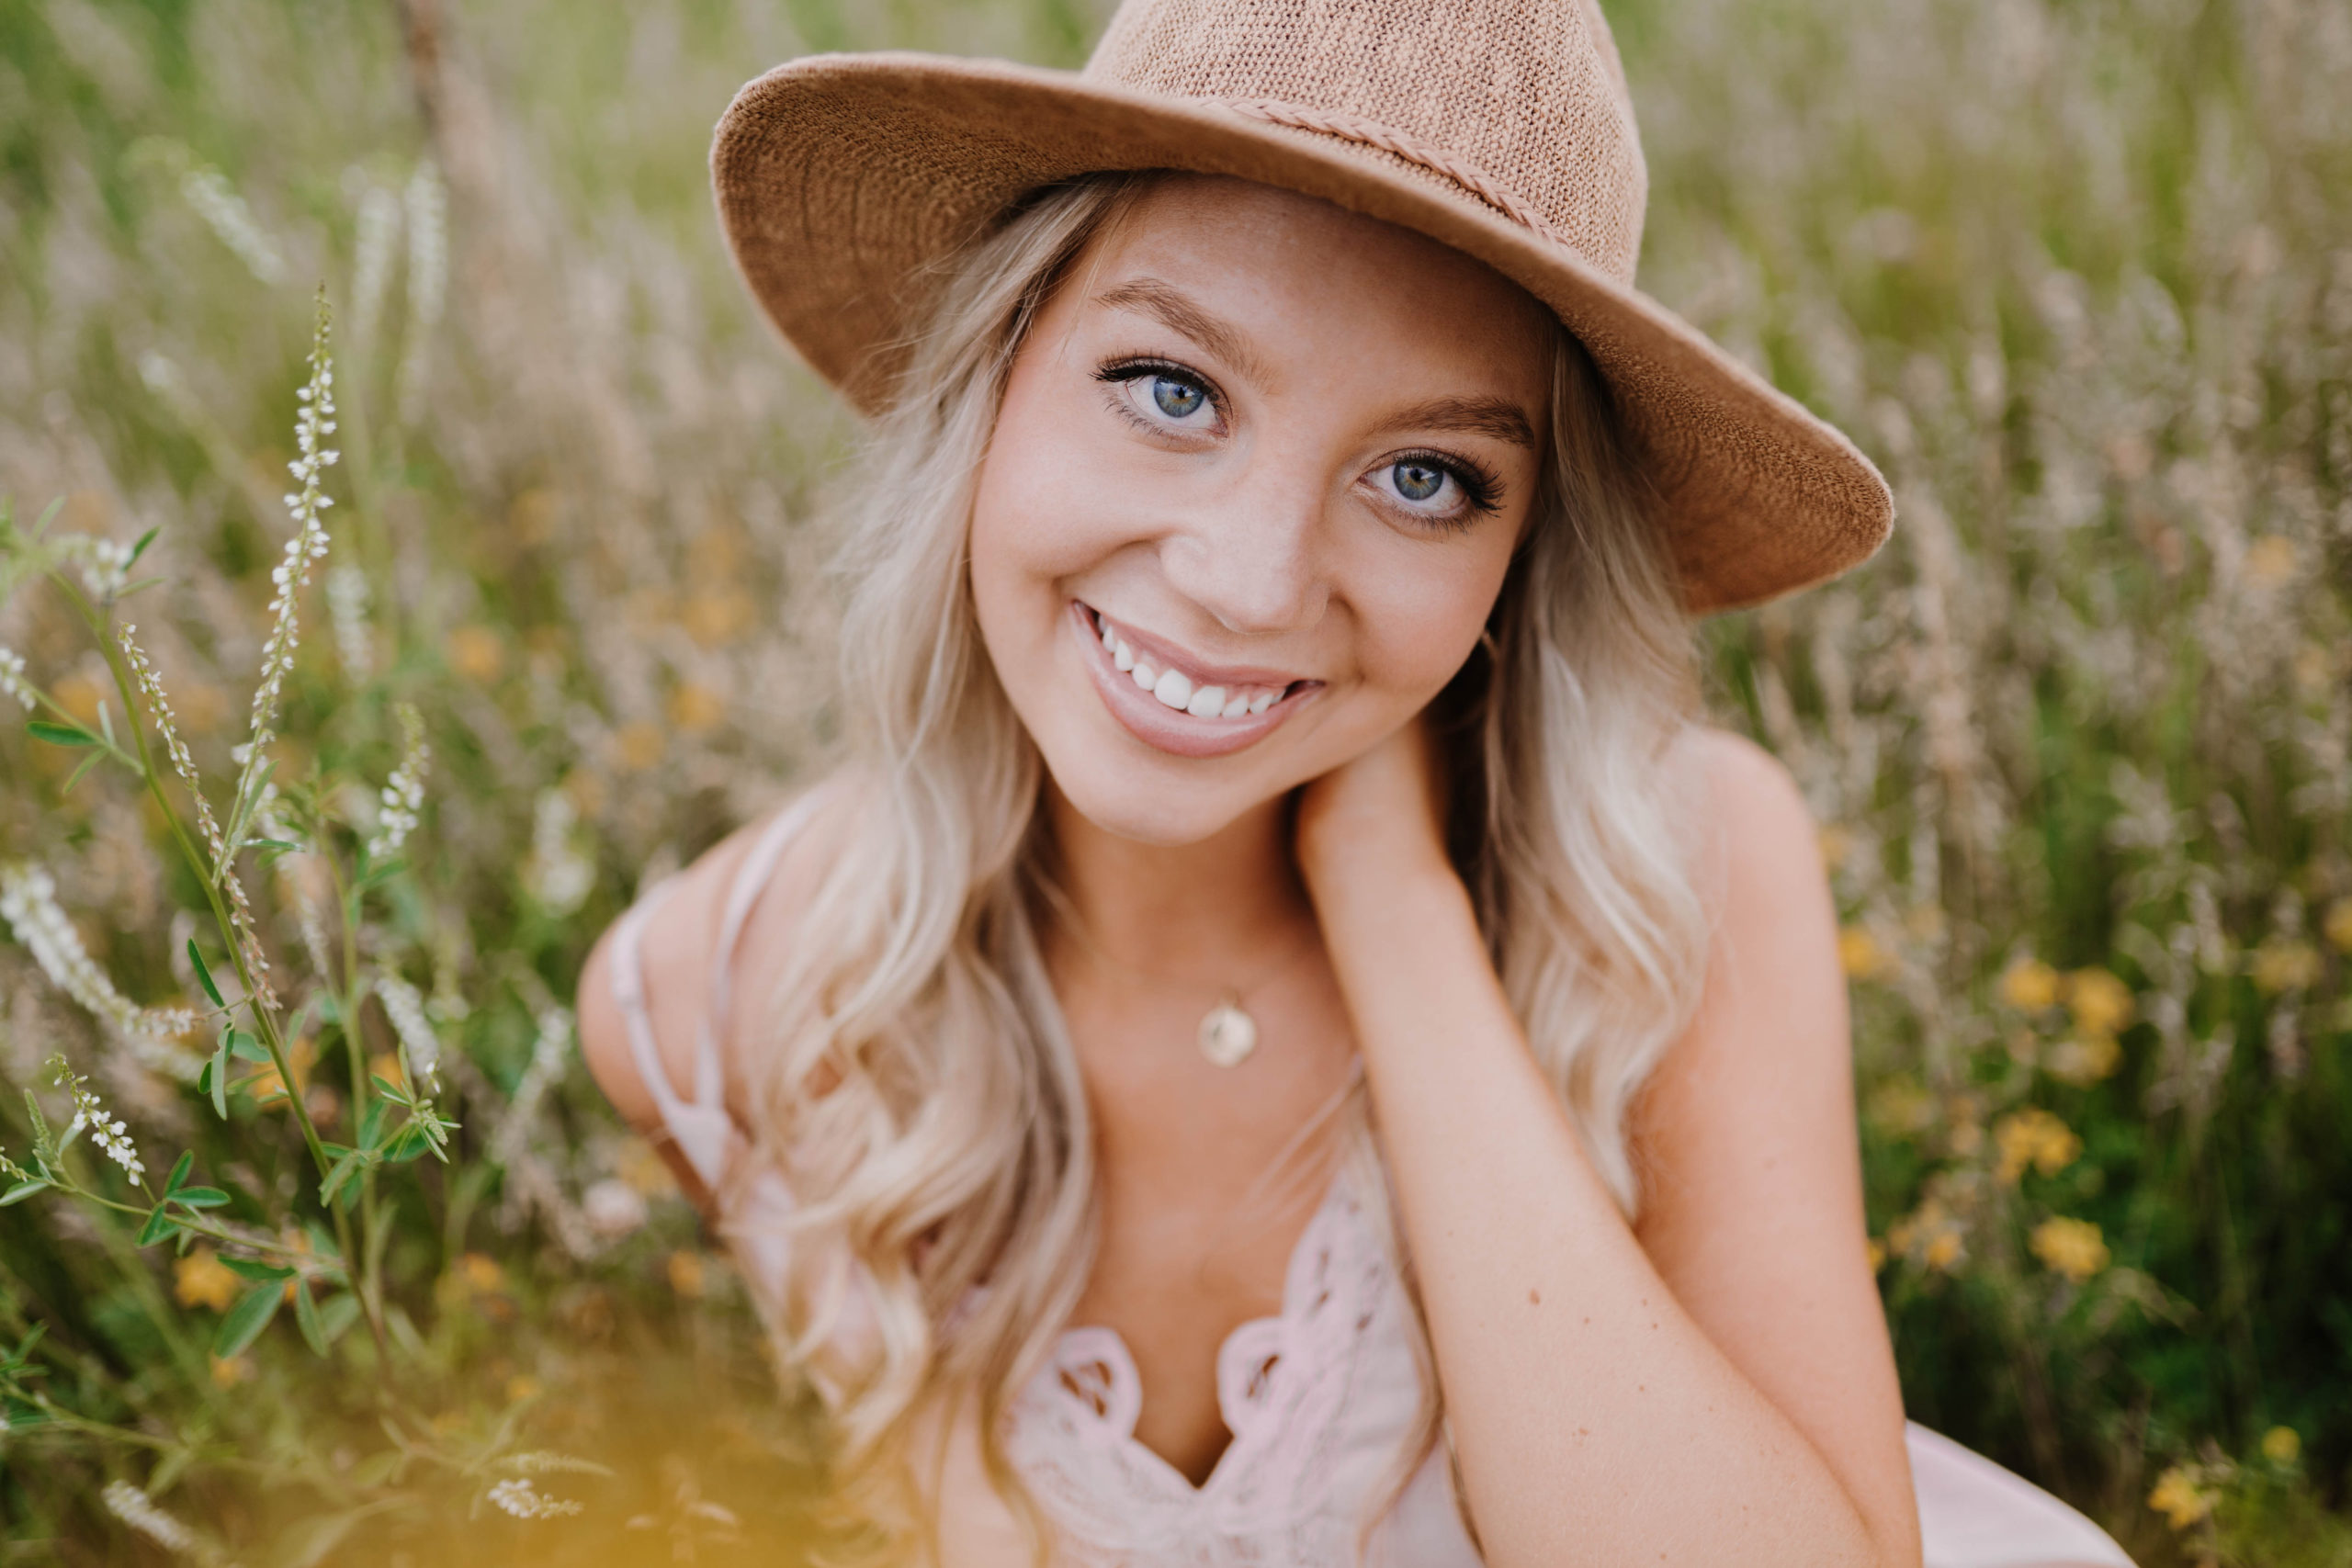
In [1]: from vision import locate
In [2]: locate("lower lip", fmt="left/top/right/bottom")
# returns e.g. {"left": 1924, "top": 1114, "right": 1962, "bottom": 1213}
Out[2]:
{"left": 1070, "top": 601, "right": 1317, "bottom": 761}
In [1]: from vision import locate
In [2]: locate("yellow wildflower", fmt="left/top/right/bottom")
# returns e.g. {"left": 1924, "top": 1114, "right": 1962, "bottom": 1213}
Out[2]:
{"left": 1838, "top": 927, "right": 1887, "bottom": 980}
{"left": 682, "top": 589, "right": 755, "bottom": 648}
{"left": 2046, "top": 1032, "right": 2123, "bottom": 1087}
{"left": 2063, "top": 968, "right": 2134, "bottom": 1038}
{"left": 1888, "top": 1198, "right": 1965, "bottom": 1272}
{"left": 174, "top": 1248, "right": 240, "bottom": 1313}
{"left": 1817, "top": 826, "right": 1853, "bottom": 872}
{"left": 1999, "top": 957, "right": 2062, "bottom": 1012}
{"left": 616, "top": 1137, "right": 679, "bottom": 1199}
{"left": 1865, "top": 1237, "right": 1887, "bottom": 1271}
{"left": 2030, "top": 1216, "right": 2109, "bottom": 1282}
{"left": 459, "top": 1252, "right": 505, "bottom": 1294}
{"left": 445, "top": 625, "right": 505, "bottom": 684}
{"left": 1865, "top": 1078, "right": 1934, "bottom": 1137}
{"left": 1922, "top": 1231, "right": 1962, "bottom": 1270}
{"left": 667, "top": 682, "right": 725, "bottom": 736}
{"left": 614, "top": 721, "right": 664, "bottom": 772}
{"left": 2324, "top": 898, "right": 2352, "bottom": 954}
{"left": 505, "top": 1374, "right": 542, "bottom": 1404}
{"left": 209, "top": 1354, "right": 252, "bottom": 1389}
{"left": 2242, "top": 534, "right": 2297, "bottom": 590}
{"left": 2250, "top": 939, "right": 2321, "bottom": 995}
{"left": 2260, "top": 1426, "right": 2301, "bottom": 1465}
{"left": 2148, "top": 1465, "right": 2213, "bottom": 1529}
{"left": 668, "top": 1249, "right": 707, "bottom": 1299}
{"left": 368, "top": 1050, "right": 404, "bottom": 1090}
{"left": 1994, "top": 1109, "right": 2081, "bottom": 1185}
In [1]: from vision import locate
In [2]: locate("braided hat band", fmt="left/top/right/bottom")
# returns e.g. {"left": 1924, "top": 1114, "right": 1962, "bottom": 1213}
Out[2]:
{"left": 710, "top": 0, "right": 1893, "bottom": 614}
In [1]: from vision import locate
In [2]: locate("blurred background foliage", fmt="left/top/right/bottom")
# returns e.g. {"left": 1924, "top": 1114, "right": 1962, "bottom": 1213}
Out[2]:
{"left": 0, "top": 0, "right": 2346, "bottom": 1562}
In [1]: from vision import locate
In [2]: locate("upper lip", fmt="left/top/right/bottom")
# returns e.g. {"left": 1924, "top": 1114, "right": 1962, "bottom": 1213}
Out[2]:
{"left": 1080, "top": 602, "right": 1317, "bottom": 691}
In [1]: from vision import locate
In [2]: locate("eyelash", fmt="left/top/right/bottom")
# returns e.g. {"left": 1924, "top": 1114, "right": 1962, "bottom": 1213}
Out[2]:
{"left": 1091, "top": 355, "right": 1506, "bottom": 528}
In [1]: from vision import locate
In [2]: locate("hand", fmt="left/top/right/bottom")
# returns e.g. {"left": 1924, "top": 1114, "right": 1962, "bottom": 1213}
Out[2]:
{"left": 1294, "top": 712, "right": 1456, "bottom": 907}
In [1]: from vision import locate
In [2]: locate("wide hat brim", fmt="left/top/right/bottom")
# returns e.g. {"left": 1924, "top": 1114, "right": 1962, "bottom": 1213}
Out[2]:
{"left": 712, "top": 53, "right": 1893, "bottom": 615}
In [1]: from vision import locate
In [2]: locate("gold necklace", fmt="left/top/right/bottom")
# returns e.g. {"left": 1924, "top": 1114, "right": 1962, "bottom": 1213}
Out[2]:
{"left": 1056, "top": 907, "right": 1319, "bottom": 1068}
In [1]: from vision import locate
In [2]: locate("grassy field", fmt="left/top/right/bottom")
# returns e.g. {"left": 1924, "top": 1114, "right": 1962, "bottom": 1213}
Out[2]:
{"left": 0, "top": 0, "right": 2346, "bottom": 1562}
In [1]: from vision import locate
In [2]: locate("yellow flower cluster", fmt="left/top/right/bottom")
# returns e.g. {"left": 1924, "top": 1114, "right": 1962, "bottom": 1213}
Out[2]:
{"left": 2030, "top": 1216, "right": 2109, "bottom": 1282}
{"left": 1886, "top": 1196, "right": 1965, "bottom": 1272}
{"left": 2148, "top": 1464, "right": 2215, "bottom": 1529}
{"left": 2002, "top": 960, "right": 2139, "bottom": 1086}
{"left": 2250, "top": 938, "right": 2321, "bottom": 995}
{"left": 1994, "top": 1109, "right": 2081, "bottom": 1185}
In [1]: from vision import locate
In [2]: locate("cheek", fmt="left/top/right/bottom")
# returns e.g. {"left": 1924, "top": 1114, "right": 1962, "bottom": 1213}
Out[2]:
{"left": 1340, "top": 538, "right": 1517, "bottom": 713}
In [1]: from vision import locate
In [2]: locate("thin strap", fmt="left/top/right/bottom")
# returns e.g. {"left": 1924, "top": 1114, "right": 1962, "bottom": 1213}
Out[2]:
{"left": 608, "top": 873, "right": 695, "bottom": 1125}
{"left": 695, "top": 793, "right": 827, "bottom": 1108}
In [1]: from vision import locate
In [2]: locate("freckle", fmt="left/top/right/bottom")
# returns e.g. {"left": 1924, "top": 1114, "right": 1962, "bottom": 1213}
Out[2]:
{"left": 1529, "top": 1289, "right": 1541, "bottom": 1305}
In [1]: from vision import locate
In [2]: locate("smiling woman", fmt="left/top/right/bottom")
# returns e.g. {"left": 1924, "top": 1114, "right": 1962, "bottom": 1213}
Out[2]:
{"left": 571, "top": 0, "right": 2143, "bottom": 1564}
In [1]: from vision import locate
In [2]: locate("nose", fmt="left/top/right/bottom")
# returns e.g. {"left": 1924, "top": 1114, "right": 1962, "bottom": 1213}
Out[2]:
{"left": 1157, "top": 468, "right": 1331, "bottom": 637}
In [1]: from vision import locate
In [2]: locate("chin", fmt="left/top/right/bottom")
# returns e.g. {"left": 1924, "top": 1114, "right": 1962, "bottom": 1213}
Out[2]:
{"left": 1036, "top": 747, "right": 1281, "bottom": 847}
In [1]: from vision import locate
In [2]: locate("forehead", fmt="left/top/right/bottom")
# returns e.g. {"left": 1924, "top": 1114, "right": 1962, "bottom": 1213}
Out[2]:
{"left": 1057, "top": 174, "right": 1556, "bottom": 393}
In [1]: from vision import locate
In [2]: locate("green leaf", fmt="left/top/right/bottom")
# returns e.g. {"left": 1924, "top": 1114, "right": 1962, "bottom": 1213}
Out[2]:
{"left": 164, "top": 1150, "right": 195, "bottom": 1194}
{"left": 0, "top": 1180, "right": 52, "bottom": 1207}
{"left": 116, "top": 574, "right": 167, "bottom": 598}
{"left": 214, "top": 1280, "right": 283, "bottom": 1359}
{"left": 188, "top": 941, "right": 225, "bottom": 1007}
{"left": 135, "top": 1203, "right": 181, "bottom": 1247}
{"left": 204, "top": 1038, "right": 229, "bottom": 1119}
{"left": 219, "top": 1257, "right": 296, "bottom": 1282}
{"left": 356, "top": 856, "right": 407, "bottom": 890}
{"left": 357, "top": 1097, "right": 390, "bottom": 1152}
{"left": 27, "top": 720, "right": 96, "bottom": 748}
{"left": 319, "top": 1292, "right": 362, "bottom": 1345}
{"left": 61, "top": 749, "right": 107, "bottom": 795}
{"left": 319, "top": 1150, "right": 366, "bottom": 1209}
{"left": 172, "top": 1186, "right": 231, "bottom": 1209}
{"left": 226, "top": 1029, "right": 268, "bottom": 1064}
{"left": 126, "top": 525, "right": 160, "bottom": 568}
{"left": 294, "top": 1280, "right": 328, "bottom": 1358}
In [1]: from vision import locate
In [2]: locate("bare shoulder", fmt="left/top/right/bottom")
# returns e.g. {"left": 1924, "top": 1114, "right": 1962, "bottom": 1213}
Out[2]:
{"left": 1662, "top": 723, "right": 1822, "bottom": 914}
{"left": 575, "top": 770, "right": 866, "bottom": 1151}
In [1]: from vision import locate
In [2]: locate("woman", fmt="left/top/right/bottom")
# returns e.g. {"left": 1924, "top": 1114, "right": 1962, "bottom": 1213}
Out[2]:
{"left": 578, "top": 1, "right": 2139, "bottom": 1563}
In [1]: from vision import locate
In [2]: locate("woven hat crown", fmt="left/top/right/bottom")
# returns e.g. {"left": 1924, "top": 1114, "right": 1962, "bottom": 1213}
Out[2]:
{"left": 1083, "top": 0, "right": 1648, "bottom": 285}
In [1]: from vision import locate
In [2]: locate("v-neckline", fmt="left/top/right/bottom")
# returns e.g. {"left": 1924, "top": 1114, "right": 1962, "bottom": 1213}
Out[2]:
{"left": 1042, "top": 1163, "right": 1355, "bottom": 1497}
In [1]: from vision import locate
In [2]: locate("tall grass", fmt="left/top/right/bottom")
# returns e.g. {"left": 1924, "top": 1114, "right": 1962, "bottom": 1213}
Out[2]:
{"left": 0, "top": 0, "right": 2344, "bottom": 1562}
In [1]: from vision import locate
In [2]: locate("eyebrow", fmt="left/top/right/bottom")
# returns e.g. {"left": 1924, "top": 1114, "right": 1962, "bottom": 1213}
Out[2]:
{"left": 1087, "top": 276, "right": 1539, "bottom": 450}
{"left": 1091, "top": 277, "right": 1272, "bottom": 385}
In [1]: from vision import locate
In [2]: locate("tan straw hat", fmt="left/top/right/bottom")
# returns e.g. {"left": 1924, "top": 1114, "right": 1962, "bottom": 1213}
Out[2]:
{"left": 711, "top": 0, "right": 1893, "bottom": 613}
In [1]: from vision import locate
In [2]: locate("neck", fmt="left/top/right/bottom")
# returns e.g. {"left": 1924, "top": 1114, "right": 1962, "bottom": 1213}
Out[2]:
{"left": 1042, "top": 779, "right": 1317, "bottom": 987}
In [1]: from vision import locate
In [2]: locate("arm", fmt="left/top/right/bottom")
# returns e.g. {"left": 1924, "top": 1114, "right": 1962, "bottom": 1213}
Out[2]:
{"left": 1295, "top": 723, "right": 1918, "bottom": 1568}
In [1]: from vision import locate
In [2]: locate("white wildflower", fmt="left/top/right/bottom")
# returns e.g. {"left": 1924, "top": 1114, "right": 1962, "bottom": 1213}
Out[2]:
{"left": 102, "top": 1480, "right": 198, "bottom": 1552}
{"left": 582, "top": 1178, "right": 647, "bottom": 1239}
{"left": 524, "top": 789, "right": 594, "bottom": 916}
{"left": 179, "top": 164, "right": 286, "bottom": 285}
{"left": 349, "top": 179, "right": 401, "bottom": 352}
{"left": 0, "top": 646, "right": 35, "bottom": 709}
{"left": 367, "top": 704, "right": 429, "bottom": 859}
{"left": 56, "top": 1060, "right": 144, "bottom": 1184}
{"left": 488, "top": 1477, "right": 582, "bottom": 1520}
{"left": 120, "top": 625, "right": 229, "bottom": 865}
{"left": 236, "top": 294, "right": 338, "bottom": 840}
{"left": 325, "top": 558, "right": 372, "bottom": 682}
{"left": 56, "top": 535, "right": 135, "bottom": 602}
{"left": 396, "top": 161, "right": 447, "bottom": 426}
{"left": 374, "top": 973, "right": 442, "bottom": 1091}
{"left": 1, "top": 865, "right": 200, "bottom": 1042}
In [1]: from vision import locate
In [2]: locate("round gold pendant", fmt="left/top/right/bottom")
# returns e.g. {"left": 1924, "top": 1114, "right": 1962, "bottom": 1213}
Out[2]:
{"left": 1197, "top": 999, "right": 1259, "bottom": 1067}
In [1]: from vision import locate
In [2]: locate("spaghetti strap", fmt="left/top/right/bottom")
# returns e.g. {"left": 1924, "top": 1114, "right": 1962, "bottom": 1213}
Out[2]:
{"left": 604, "top": 793, "right": 821, "bottom": 1192}
{"left": 698, "top": 792, "right": 825, "bottom": 1100}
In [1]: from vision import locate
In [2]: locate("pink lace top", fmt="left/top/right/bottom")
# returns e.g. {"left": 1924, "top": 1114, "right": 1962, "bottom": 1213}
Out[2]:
{"left": 606, "top": 801, "right": 2139, "bottom": 1568}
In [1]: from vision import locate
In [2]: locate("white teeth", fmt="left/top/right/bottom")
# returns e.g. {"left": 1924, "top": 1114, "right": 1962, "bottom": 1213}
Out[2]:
{"left": 1092, "top": 610, "right": 1295, "bottom": 721}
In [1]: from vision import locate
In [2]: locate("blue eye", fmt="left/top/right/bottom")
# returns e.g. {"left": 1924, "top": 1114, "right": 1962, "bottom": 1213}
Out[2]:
{"left": 1392, "top": 460, "right": 1447, "bottom": 502}
{"left": 1151, "top": 376, "right": 1206, "bottom": 420}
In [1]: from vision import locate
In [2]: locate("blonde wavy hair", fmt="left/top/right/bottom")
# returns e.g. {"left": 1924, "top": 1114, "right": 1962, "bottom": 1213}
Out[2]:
{"left": 730, "top": 171, "right": 1711, "bottom": 1563}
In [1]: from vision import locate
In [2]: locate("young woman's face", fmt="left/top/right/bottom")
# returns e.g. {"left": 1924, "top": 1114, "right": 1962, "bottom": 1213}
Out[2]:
{"left": 969, "top": 175, "right": 1555, "bottom": 846}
